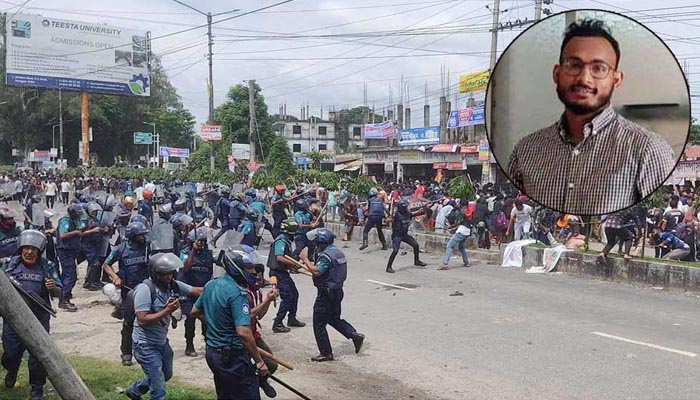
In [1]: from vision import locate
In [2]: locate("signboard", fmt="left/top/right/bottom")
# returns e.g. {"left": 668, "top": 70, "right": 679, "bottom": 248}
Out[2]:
{"left": 398, "top": 126, "right": 440, "bottom": 146}
{"left": 363, "top": 120, "right": 394, "bottom": 139}
{"left": 459, "top": 70, "right": 489, "bottom": 94}
{"left": 200, "top": 125, "right": 222, "bottom": 141}
{"left": 29, "top": 150, "right": 50, "bottom": 162}
{"left": 159, "top": 146, "right": 189, "bottom": 158}
{"left": 667, "top": 161, "right": 700, "bottom": 180}
{"left": 42, "top": 161, "right": 56, "bottom": 170}
{"left": 163, "top": 162, "right": 179, "bottom": 171}
{"left": 5, "top": 13, "right": 151, "bottom": 96}
{"left": 133, "top": 131, "right": 153, "bottom": 145}
{"left": 478, "top": 139, "right": 490, "bottom": 161}
{"left": 231, "top": 143, "right": 250, "bottom": 160}
{"left": 448, "top": 105, "right": 485, "bottom": 128}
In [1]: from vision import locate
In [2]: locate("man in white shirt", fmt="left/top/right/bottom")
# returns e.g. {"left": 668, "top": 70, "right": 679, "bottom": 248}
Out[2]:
{"left": 434, "top": 199, "right": 454, "bottom": 234}
{"left": 44, "top": 179, "right": 58, "bottom": 209}
{"left": 507, "top": 199, "right": 533, "bottom": 241}
{"left": 60, "top": 180, "right": 71, "bottom": 204}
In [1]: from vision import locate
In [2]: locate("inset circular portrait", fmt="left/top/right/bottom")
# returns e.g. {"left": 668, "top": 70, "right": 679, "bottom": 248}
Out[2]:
{"left": 485, "top": 9, "right": 690, "bottom": 216}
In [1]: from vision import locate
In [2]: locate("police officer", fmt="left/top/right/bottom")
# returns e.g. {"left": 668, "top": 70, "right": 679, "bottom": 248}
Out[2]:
{"left": 23, "top": 194, "right": 42, "bottom": 230}
{"left": 2, "top": 230, "right": 62, "bottom": 399}
{"left": 137, "top": 189, "right": 154, "bottom": 226}
{"left": 83, "top": 202, "right": 109, "bottom": 291}
{"left": 172, "top": 198, "right": 188, "bottom": 220}
{"left": 298, "top": 228, "right": 364, "bottom": 362}
{"left": 267, "top": 219, "right": 305, "bottom": 333}
{"left": 102, "top": 221, "right": 150, "bottom": 367}
{"left": 151, "top": 203, "right": 175, "bottom": 254}
{"left": 270, "top": 184, "right": 289, "bottom": 238}
{"left": 238, "top": 208, "right": 260, "bottom": 248}
{"left": 190, "top": 197, "right": 214, "bottom": 226}
{"left": 57, "top": 205, "right": 85, "bottom": 311}
{"left": 123, "top": 253, "right": 203, "bottom": 400}
{"left": 117, "top": 196, "right": 136, "bottom": 238}
{"left": 360, "top": 188, "right": 388, "bottom": 251}
{"left": 243, "top": 250, "right": 279, "bottom": 375}
{"left": 212, "top": 187, "right": 231, "bottom": 248}
{"left": 386, "top": 199, "right": 427, "bottom": 274}
{"left": 179, "top": 227, "right": 213, "bottom": 357}
{"left": 248, "top": 192, "right": 273, "bottom": 247}
{"left": 172, "top": 213, "right": 193, "bottom": 255}
{"left": 292, "top": 199, "right": 318, "bottom": 259}
{"left": 0, "top": 206, "right": 22, "bottom": 258}
{"left": 192, "top": 245, "right": 270, "bottom": 400}
{"left": 229, "top": 192, "right": 248, "bottom": 232}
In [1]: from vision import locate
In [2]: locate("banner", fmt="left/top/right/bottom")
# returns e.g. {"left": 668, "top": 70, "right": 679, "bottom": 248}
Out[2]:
{"left": 231, "top": 143, "right": 250, "bottom": 160}
{"left": 363, "top": 121, "right": 394, "bottom": 139}
{"left": 448, "top": 105, "right": 485, "bottom": 128}
{"left": 159, "top": 146, "right": 189, "bottom": 158}
{"left": 459, "top": 70, "right": 489, "bottom": 94}
{"left": 5, "top": 13, "right": 151, "bottom": 96}
{"left": 478, "top": 139, "right": 490, "bottom": 161}
{"left": 397, "top": 126, "right": 440, "bottom": 146}
{"left": 200, "top": 125, "right": 222, "bottom": 141}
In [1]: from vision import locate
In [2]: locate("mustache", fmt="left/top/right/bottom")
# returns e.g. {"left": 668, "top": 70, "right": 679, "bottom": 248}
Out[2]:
{"left": 570, "top": 84, "right": 596, "bottom": 93}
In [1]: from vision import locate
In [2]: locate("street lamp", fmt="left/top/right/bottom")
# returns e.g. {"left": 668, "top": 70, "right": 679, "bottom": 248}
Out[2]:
{"left": 142, "top": 122, "right": 157, "bottom": 167}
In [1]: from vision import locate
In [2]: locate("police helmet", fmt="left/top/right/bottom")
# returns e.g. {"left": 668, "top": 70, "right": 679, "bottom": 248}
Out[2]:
{"left": 194, "top": 197, "right": 205, "bottom": 209}
{"left": 313, "top": 228, "right": 335, "bottom": 244}
{"left": 245, "top": 189, "right": 257, "bottom": 198}
{"left": 295, "top": 199, "right": 308, "bottom": 212}
{"left": 245, "top": 208, "right": 260, "bottom": 221}
{"left": 280, "top": 219, "right": 298, "bottom": 236}
{"left": 187, "top": 227, "right": 209, "bottom": 243}
{"left": 158, "top": 203, "right": 172, "bottom": 219}
{"left": 67, "top": 204, "right": 84, "bottom": 220}
{"left": 149, "top": 252, "right": 183, "bottom": 275}
{"left": 231, "top": 192, "right": 244, "bottom": 202}
{"left": 368, "top": 188, "right": 378, "bottom": 197}
{"left": 129, "top": 214, "right": 148, "bottom": 225}
{"left": 86, "top": 201, "right": 103, "bottom": 215}
{"left": 220, "top": 186, "right": 231, "bottom": 197}
{"left": 397, "top": 199, "right": 410, "bottom": 214}
{"left": 125, "top": 222, "right": 149, "bottom": 239}
{"left": 18, "top": 229, "right": 47, "bottom": 253}
{"left": 174, "top": 198, "right": 187, "bottom": 212}
{"left": 219, "top": 244, "right": 264, "bottom": 286}
{"left": 172, "top": 214, "right": 193, "bottom": 230}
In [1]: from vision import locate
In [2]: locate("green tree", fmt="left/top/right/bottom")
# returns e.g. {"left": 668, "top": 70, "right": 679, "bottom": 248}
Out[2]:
{"left": 268, "top": 136, "right": 294, "bottom": 178}
{"left": 348, "top": 106, "right": 384, "bottom": 124}
{"left": 689, "top": 118, "right": 700, "bottom": 145}
{"left": 302, "top": 151, "right": 332, "bottom": 169}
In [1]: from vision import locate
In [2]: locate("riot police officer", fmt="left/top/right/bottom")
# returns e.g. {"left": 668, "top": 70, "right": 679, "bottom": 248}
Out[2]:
{"left": 57, "top": 205, "right": 84, "bottom": 311}
{"left": 117, "top": 196, "right": 136, "bottom": 238}
{"left": 228, "top": 192, "right": 248, "bottom": 232}
{"left": 212, "top": 188, "right": 231, "bottom": 248}
{"left": 0, "top": 206, "right": 22, "bottom": 258}
{"left": 190, "top": 197, "right": 214, "bottom": 226}
{"left": 360, "top": 188, "right": 388, "bottom": 251}
{"left": 179, "top": 227, "right": 213, "bottom": 357}
{"left": 238, "top": 208, "right": 260, "bottom": 248}
{"left": 82, "top": 201, "right": 109, "bottom": 291}
{"left": 151, "top": 203, "right": 175, "bottom": 254}
{"left": 267, "top": 219, "right": 305, "bottom": 333}
{"left": 292, "top": 199, "right": 318, "bottom": 259}
{"left": 2, "top": 230, "right": 62, "bottom": 399}
{"left": 102, "top": 221, "right": 150, "bottom": 367}
{"left": 386, "top": 199, "right": 427, "bottom": 273}
{"left": 137, "top": 189, "right": 154, "bottom": 226}
{"left": 298, "top": 228, "right": 364, "bottom": 362}
{"left": 270, "top": 184, "right": 289, "bottom": 238}
{"left": 171, "top": 213, "right": 193, "bottom": 256}
{"left": 192, "top": 245, "right": 270, "bottom": 400}
{"left": 248, "top": 192, "right": 273, "bottom": 247}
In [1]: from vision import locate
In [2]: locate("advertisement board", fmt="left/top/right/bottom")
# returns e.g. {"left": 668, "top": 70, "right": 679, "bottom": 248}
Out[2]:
{"left": 231, "top": 143, "right": 250, "bottom": 160}
{"left": 133, "top": 131, "right": 152, "bottom": 144}
{"left": 458, "top": 70, "right": 489, "bottom": 94}
{"left": 363, "top": 120, "right": 394, "bottom": 139}
{"left": 200, "top": 125, "right": 222, "bottom": 141}
{"left": 159, "top": 146, "right": 190, "bottom": 158}
{"left": 397, "top": 126, "right": 440, "bottom": 146}
{"left": 5, "top": 13, "right": 151, "bottom": 96}
{"left": 478, "top": 139, "right": 490, "bottom": 161}
{"left": 448, "top": 105, "right": 485, "bottom": 128}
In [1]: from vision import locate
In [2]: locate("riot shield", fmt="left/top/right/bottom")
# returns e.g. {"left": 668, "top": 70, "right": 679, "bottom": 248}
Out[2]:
{"left": 93, "top": 190, "right": 108, "bottom": 206}
{"left": 99, "top": 210, "right": 116, "bottom": 228}
{"left": 150, "top": 220, "right": 175, "bottom": 252}
{"left": 231, "top": 184, "right": 245, "bottom": 196}
{"left": 32, "top": 202, "right": 47, "bottom": 228}
{"left": 218, "top": 229, "right": 243, "bottom": 249}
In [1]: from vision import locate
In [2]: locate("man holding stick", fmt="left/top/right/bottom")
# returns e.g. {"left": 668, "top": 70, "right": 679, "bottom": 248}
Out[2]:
{"left": 267, "top": 219, "right": 306, "bottom": 333}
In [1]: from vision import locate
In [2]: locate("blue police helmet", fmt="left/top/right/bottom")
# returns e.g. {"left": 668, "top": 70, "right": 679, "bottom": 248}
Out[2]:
{"left": 295, "top": 199, "right": 308, "bottom": 212}
{"left": 220, "top": 244, "right": 264, "bottom": 286}
{"left": 313, "top": 228, "right": 335, "bottom": 244}
{"left": 125, "top": 222, "right": 149, "bottom": 239}
{"left": 368, "top": 188, "right": 378, "bottom": 197}
{"left": 397, "top": 199, "right": 410, "bottom": 210}
{"left": 245, "top": 208, "right": 259, "bottom": 221}
{"left": 245, "top": 189, "right": 257, "bottom": 198}
{"left": 129, "top": 214, "right": 148, "bottom": 225}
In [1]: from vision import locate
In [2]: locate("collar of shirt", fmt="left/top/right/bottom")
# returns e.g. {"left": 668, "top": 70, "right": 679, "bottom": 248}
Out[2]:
{"left": 557, "top": 103, "right": 616, "bottom": 146}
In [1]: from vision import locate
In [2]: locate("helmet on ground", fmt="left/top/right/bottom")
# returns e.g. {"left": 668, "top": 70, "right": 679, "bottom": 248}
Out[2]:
{"left": 86, "top": 201, "right": 102, "bottom": 215}
{"left": 368, "top": 188, "right": 378, "bottom": 197}
{"left": 67, "top": 205, "right": 84, "bottom": 220}
{"left": 194, "top": 197, "right": 205, "bottom": 209}
{"left": 274, "top": 184, "right": 285, "bottom": 194}
{"left": 142, "top": 190, "right": 153, "bottom": 201}
{"left": 124, "top": 196, "right": 135, "bottom": 206}
{"left": 125, "top": 222, "right": 149, "bottom": 239}
{"left": 158, "top": 203, "right": 172, "bottom": 219}
{"left": 148, "top": 253, "right": 183, "bottom": 275}
{"left": 313, "top": 228, "right": 335, "bottom": 244}
{"left": 295, "top": 199, "right": 308, "bottom": 212}
{"left": 18, "top": 229, "right": 47, "bottom": 253}
{"left": 245, "top": 208, "right": 260, "bottom": 221}
{"left": 280, "top": 219, "right": 298, "bottom": 236}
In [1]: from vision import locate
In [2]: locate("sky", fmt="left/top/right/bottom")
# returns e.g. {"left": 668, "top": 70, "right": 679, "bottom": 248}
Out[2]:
{"left": 2, "top": 0, "right": 700, "bottom": 127}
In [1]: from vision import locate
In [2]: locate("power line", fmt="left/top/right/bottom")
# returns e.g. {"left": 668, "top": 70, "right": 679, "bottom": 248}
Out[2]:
{"left": 216, "top": 51, "right": 490, "bottom": 61}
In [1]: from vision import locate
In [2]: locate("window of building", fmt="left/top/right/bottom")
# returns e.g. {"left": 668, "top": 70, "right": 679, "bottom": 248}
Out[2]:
{"left": 318, "top": 126, "right": 327, "bottom": 135}
{"left": 318, "top": 144, "right": 327, "bottom": 151}
{"left": 353, "top": 127, "right": 361, "bottom": 137}
{"left": 292, "top": 144, "right": 301, "bottom": 152}
{"left": 292, "top": 125, "right": 301, "bottom": 135}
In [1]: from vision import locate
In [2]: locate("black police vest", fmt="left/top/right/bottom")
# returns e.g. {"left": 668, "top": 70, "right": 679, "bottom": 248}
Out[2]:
{"left": 116, "top": 243, "right": 149, "bottom": 288}
{"left": 312, "top": 247, "right": 347, "bottom": 290}
{"left": 56, "top": 216, "right": 81, "bottom": 250}
{"left": 392, "top": 211, "right": 412, "bottom": 235}
{"left": 182, "top": 249, "right": 213, "bottom": 287}
{"left": 229, "top": 200, "right": 244, "bottom": 226}
{"left": 0, "top": 228, "right": 20, "bottom": 258}
{"left": 267, "top": 235, "right": 292, "bottom": 271}
{"left": 272, "top": 195, "right": 287, "bottom": 215}
{"left": 192, "top": 208, "right": 207, "bottom": 223}
{"left": 368, "top": 198, "right": 385, "bottom": 218}
{"left": 5, "top": 256, "right": 52, "bottom": 315}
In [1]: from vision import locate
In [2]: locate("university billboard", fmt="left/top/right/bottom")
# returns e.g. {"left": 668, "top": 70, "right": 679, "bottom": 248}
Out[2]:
{"left": 4, "top": 13, "right": 150, "bottom": 96}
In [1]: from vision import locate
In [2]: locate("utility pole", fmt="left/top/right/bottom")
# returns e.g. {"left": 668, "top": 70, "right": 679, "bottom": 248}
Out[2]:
{"left": 535, "top": 0, "right": 542, "bottom": 21}
{"left": 489, "top": 0, "right": 500, "bottom": 71}
{"left": 58, "top": 89, "right": 64, "bottom": 165}
{"left": 248, "top": 79, "right": 256, "bottom": 162}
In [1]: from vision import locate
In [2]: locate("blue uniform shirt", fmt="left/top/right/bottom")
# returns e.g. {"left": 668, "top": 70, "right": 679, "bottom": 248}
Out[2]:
{"left": 294, "top": 211, "right": 312, "bottom": 234}
{"left": 316, "top": 253, "right": 332, "bottom": 274}
{"left": 132, "top": 280, "right": 193, "bottom": 346}
{"left": 194, "top": 275, "right": 250, "bottom": 349}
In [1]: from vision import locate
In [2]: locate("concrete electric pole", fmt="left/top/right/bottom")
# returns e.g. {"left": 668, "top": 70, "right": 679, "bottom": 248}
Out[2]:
{"left": 248, "top": 79, "right": 256, "bottom": 162}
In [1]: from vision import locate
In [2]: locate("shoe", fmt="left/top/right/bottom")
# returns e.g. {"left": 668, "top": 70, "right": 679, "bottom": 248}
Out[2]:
{"left": 259, "top": 376, "right": 277, "bottom": 398}
{"left": 287, "top": 317, "right": 306, "bottom": 327}
{"left": 414, "top": 260, "right": 427, "bottom": 267}
{"left": 4, "top": 370, "right": 17, "bottom": 388}
{"left": 29, "top": 392, "right": 45, "bottom": 400}
{"left": 272, "top": 322, "right": 291, "bottom": 333}
{"left": 311, "top": 354, "right": 334, "bottom": 362}
{"left": 185, "top": 343, "right": 197, "bottom": 357}
{"left": 121, "top": 354, "right": 133, "bottom": 366}
{"left": 385, "top": 266, "right": 395, "bottom": 273}
{"left": 58, "top": 301, "right": 77, "bottom": 312}
{"left": 381, "top": 244, "right": 389, "bottom": 250}
{"left": 359, "top": 240, "right": 368, "bottom": 251}
{"left": 463, "top": 262, "right": 471, "bottom": 268}
{"left": 124, "top": 389, "right": 142, "bottom": 400}
{"left": 352, "top": 333, "right": 365, "bottom": 354}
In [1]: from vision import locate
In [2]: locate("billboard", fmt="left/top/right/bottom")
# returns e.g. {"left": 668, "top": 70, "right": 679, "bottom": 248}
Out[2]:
{"left": 159, "top": 146, "right": 190, "bottom": 158}
{"left": 5, "top": 13, "right": 150, "bottom": 96}
{"left": 459, "top": 70, "right": 489, "bottom": 94}
{"left": 200, "top": 125, "right": 222, "bottom": 141}
{"left": 363, "top": 121, "right": 394, "bottom": 139}
{"left": 133, "top": 132, "right": 152, "bottom": 144}
{"left": 447, "top": 105, "right": 485, "bottom": 128}
{"left": 398, "top": 126, "right": 440, "bottom": 146}
{"left": 231, "top": 143, "right": 250, "bottom": 160}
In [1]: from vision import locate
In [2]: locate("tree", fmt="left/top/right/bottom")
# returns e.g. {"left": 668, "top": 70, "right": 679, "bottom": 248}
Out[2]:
{"left": 348, "top": 106, "right": 384, "bottom": 124}
{"left": 689, "top": 118, "right": 700, "bottom": 145}
{"left": 268, "top": 136, "right": 294, "bottom": 178}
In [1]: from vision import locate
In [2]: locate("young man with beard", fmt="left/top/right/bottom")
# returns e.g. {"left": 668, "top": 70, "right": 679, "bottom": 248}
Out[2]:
{"left": 507, "top": 19, "right": 675, "bottom": 215}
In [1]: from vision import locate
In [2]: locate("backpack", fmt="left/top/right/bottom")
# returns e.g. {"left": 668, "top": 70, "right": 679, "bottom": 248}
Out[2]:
{"left": 495, "top": 212, "right": 508, "bottom": 232}
{"left": 124, "top": 278, "right": 181, "bottom": 320}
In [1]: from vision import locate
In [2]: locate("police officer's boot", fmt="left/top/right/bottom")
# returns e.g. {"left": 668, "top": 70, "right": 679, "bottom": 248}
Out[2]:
{"left": 121, "top": 354, "right": 133, "bottom": 366}
{"left": 352, "top": 332, "right": 365, "bottom": 354}
{"left": 259, "top": 375, "right": 277, "bottom": 398}
{"left": 287, "top": 316, "right": 306, "bottom": 327}
{"left": 4, "top": 370, "right": 17, "bottom": 388}
{"left": 381, "top": 242, "right": 389, "bottom": 251}
{"left": 311, "top": 354, "right": 334, "bottom": 362}
{"left": 414, "top": 259, "right": 427, "bottom": 267}
{"left": 359, "top": 239, "right": 368, "bottom": 250}
{"left": 385, "top": 265, "right": 395, "bottom": 273}
{"left": 272, "top": 320, "right": 290, "bottom": 333}
{"left": 185, "top": 341, "right": 197, "bottom": 357}
{"left": 59, "top": 299, "right": 78, "bottom": 312}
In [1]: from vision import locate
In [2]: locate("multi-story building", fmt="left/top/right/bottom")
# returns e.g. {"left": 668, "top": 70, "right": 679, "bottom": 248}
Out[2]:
{"left": 272, "top": 116, "right": 337, "bottom": 156}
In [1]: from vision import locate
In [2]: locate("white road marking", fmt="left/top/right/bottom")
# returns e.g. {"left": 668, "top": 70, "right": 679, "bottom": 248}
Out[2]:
{"left": 591, "top": 332, "right": 698, "bottom": 358}
{"left": 366, "top": 279, "right": 415, "bottom": 291}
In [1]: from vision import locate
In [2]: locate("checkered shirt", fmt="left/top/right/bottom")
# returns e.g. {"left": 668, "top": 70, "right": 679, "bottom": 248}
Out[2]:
{"left": 508, "top": 104, "right": 675, "bottom": 215}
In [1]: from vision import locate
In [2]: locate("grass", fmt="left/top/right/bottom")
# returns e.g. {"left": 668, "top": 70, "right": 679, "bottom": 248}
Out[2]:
{"left": 0, "top": 353, "right": 216, "bottom": 400}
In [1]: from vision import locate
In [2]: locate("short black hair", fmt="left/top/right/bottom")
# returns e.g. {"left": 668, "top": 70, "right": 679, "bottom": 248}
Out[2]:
{"left": 560, "top": 18, "right": 620, "bottom": 68}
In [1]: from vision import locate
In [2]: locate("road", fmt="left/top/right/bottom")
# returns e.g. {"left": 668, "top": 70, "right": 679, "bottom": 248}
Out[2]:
{"left": 6, "top": 199, "right": 700, "bottom": 399}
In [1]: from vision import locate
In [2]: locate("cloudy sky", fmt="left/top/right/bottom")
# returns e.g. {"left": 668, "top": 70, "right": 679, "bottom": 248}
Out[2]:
{"left": 2, "top": 0, "right": 699, "bottom": 126}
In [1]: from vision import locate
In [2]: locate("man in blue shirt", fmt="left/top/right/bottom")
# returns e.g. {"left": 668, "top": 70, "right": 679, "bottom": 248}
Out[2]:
{"left": 192, "top": 245, "right": 269, "bottom": 400}
{"left": 266, "top": 219, "right": 305, "bottom": 333}
{"left": 123, "top": 253, "right": 203, "bottom": 400}
{"left": 299, "top": 228, "right": 364, "bottom": 362}
{"left": 292, "top": 199, "right": 317, "bottom": 259}
{"left": 56, "top": 205, "right": 86, "bottom": 311}
{"left": 238, "top": 209, "right": 260, "bottom": 248}
{"left": 652, "top": 228, "right": 691, "bottom": 261}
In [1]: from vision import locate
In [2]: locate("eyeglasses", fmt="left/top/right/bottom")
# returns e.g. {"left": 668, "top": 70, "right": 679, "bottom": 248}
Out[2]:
{"left": 560, "top": 58, "right": 615, "bottom": 79}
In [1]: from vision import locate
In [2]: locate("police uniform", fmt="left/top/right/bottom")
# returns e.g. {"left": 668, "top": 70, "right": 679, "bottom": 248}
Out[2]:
{"left": 190, "top": 205, "right": 214, "bottom": 225}
{"left": 81, "top": 213, "right": 103, "bottom": 290}
{"left": 238, "top": 218, "right": 258, "bottom": 248}
{"left": 104, "top": 242, "right": 149, "bottom": 360}
{"left": 195, "top": 275, "right": 260, "bottom": 400}
{"left": 293, "top": 209, "right": 313, "bottom": 259}
{"left": 56, "top": 215, "right": 82, "bottom": 303}
{"left": 229, "top": 198, "right": 247, "bottom": 231}
{"left": 2, "top": 255, "right": 62, "bottom": 398}
{"left": 387, "top": 207, "right": 425, "bottom": 273}
{"left": 267, "top": 234, "right": 300, "bottom": 329}
{"left": 151, "top": 216, "right": 175, "bottom": 254}
{"left": 361, "top": 197, "right": 388, "bottom": 249}
{"left": 250, "top": 200, "right": 273, "bottom": 242}
{"left": 212, "top": 197, "right": 231, "bottom": 246}
{"left": 137, "top": 199, "right": 153, "bottom": 226}
{"left": 270, "top": 194, "right": 288, "bottom": 238}
{"left": 179, "top": 246, "right": 213, "bottom": 350}
{"left": 0, "top": 226, "right": 21, "bottom": 258}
